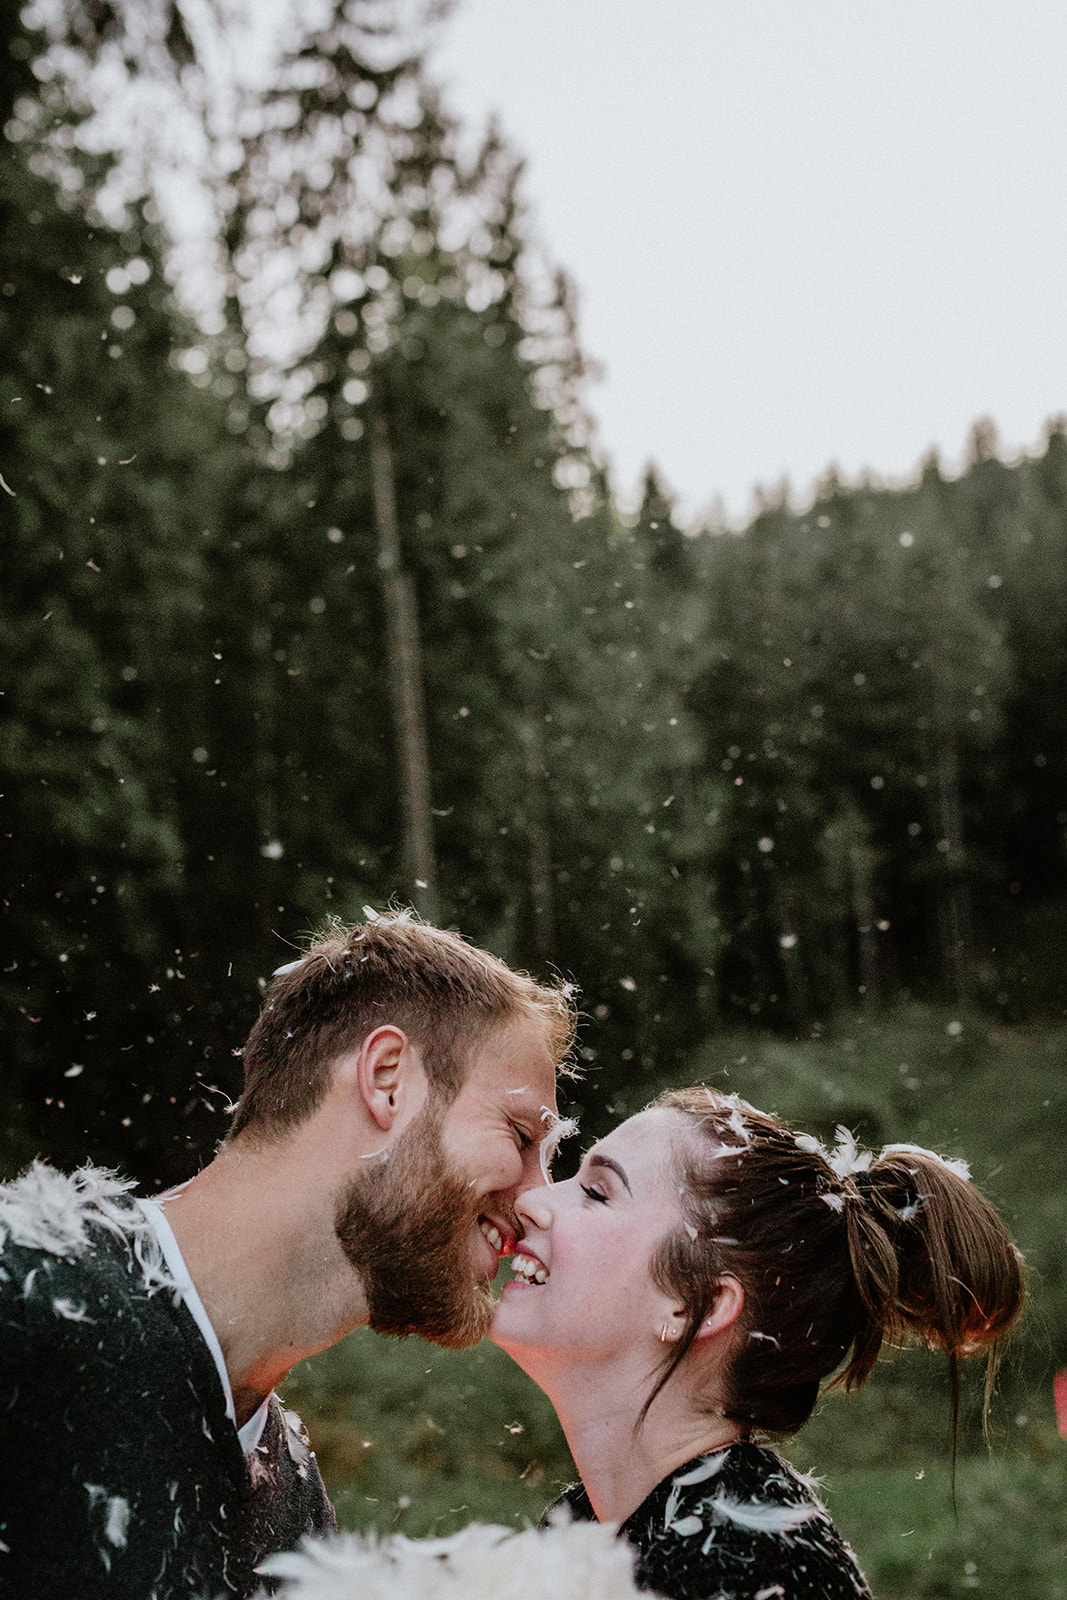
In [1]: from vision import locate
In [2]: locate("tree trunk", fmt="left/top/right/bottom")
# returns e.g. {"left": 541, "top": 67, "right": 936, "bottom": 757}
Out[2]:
{"left": 929, "top": 730, "right": 973, "bottom": 1009}
{"left": 520, "top": 712, "right": 556, "bottom": 964}
{"left": 369, "top": 410, "right": 439, "bottom": 922}
{"left": 848, "top": 833, "right": 883, "bottom": 1007}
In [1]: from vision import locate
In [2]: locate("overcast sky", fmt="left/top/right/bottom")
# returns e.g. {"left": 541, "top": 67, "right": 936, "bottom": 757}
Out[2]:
{"left": 431, "top": 2, "right": 1067, "bottom": 522}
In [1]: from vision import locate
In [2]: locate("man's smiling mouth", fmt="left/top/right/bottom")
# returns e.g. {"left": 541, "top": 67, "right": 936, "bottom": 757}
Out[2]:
{"left": 478, "top": 1216, "right": 517, "bottom": 1257}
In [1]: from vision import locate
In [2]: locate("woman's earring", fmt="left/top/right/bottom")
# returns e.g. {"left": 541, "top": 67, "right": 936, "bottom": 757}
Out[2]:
{"left": 659, "top": 1322, "right": 670, "bottom": 1343}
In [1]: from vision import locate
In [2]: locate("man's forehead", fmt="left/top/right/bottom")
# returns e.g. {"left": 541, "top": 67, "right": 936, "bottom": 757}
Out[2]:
{"left": 502, "top": 1081, "right": 557, "bottom": 1123}
{"left": 468, "top": 1024, "right": 558, "bottom": 1111}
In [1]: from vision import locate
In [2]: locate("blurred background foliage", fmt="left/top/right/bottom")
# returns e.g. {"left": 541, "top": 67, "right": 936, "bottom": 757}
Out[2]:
{"left": 2, "top": 2, "right": 1065, "bottom": 1593}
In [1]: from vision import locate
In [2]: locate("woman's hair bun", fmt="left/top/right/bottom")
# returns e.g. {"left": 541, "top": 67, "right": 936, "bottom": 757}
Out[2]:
{"left": 850, "top": 1143, "right": 1024, "bottom": 1365}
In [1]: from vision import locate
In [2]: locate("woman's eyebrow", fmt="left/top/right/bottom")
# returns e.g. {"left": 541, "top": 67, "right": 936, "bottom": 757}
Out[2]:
{"left": 587, "top": 1152, "right": 632, "bottom": 1195}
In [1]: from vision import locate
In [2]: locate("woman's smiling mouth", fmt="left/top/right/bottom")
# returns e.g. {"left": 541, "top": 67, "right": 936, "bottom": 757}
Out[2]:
{"left": 510, "top": 1251, "right": 549, "bottom": 1284}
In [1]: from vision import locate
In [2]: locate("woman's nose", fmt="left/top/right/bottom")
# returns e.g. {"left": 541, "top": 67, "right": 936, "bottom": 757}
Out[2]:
{"left": 515, "top": 1185, "right": 553, "bottom": 1233}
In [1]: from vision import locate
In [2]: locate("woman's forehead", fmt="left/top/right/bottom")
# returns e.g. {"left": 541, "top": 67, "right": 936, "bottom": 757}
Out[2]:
{"left": 594, "top": 1106, "right": 689, "bottom": 1177}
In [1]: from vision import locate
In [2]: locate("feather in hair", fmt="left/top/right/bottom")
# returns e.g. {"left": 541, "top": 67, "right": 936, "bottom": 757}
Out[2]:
{"left": 880, "top": 1143, "right": 971, "bottom": 1182}
{"left": 827, "top": 1127, "right": 872, "bottom": 1181}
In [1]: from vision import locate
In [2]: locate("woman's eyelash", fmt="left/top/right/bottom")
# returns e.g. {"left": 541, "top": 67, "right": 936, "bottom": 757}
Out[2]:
{"left": 581, "top": 1183, "right": 608, "bottom": 1204}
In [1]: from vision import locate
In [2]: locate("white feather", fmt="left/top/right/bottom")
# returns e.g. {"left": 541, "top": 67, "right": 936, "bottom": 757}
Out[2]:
{"left": 827, "top": 1127, "right": 872, "bottom": 1181}
{"left": 104, "top": 1496, "right": 130, "bottom": 1549}
{"left": 881, "top": 1143, "right": 971, "bottom": 1182}
{"left": 0, "top": 1164, "right": 136, "bottom": 1257}
{"left": 709, "top": 1494, "right": 817, "bottom": 1535}
{"left": 52, "top": 1297, "right": 93, "bottom": 1322}
{"left": 539, "top": 1109, "right": 579, "bottom": 1181}
{"left": 723, "top": 1108, "right": 752, "bottom": 1147}
{"left": 788, "top": 1466, "right": 827, "bottom": 1500}
{"left": 674, "top": 1453, "right": 730, "bottom": 1488}
{"left": 258, "top": 1516, "right": 645, "bottom": 1600}
{"left": 0, "top": 1164, "right": 175, "bottom": 1297}
{"left": 664, "top": 1449, "right": 729, "bottom": 1528}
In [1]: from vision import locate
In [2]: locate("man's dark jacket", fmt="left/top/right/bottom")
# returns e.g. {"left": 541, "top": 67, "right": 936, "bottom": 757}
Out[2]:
{"left": 0, "top": 1165, "right": 335, "bottom": 1598}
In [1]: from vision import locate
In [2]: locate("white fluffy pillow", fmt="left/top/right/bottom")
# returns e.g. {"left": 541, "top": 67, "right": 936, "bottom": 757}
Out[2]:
{"left": 258, "top": 1515, "right": 647, "bottom": 1600}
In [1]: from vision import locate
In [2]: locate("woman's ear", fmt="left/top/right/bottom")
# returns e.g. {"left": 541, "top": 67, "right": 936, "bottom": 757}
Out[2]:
{"left": 695, "top": 1275, "right": 745, "bottom": 1341}
{"left": 354, "top": 1025, "right": 427, "bottom": 1133}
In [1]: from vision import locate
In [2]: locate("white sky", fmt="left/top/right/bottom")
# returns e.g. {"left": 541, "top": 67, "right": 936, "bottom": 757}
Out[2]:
{"left": 432, "top": 1, "right": 1067, "bottom": 522}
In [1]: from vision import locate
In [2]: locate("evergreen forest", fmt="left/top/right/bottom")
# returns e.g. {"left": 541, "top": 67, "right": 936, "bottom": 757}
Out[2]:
{"left": 2, "top": 5, "right": 1065, "bottom": 1595}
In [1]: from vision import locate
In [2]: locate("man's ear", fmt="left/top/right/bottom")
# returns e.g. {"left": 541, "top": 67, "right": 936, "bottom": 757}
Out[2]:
{"left": 355, "top": 1025, "right": 426, "bottom": 1133}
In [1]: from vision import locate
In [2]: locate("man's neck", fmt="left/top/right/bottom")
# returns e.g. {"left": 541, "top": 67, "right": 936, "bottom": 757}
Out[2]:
{"left": 158, "top": 1137, "right": 369, "bottom": 1424}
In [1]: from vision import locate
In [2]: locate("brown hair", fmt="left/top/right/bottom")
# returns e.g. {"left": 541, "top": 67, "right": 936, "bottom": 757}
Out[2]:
{"left": 228, "top": 912, "right": 577, "bottom": 1142}
{"left": 644, "top": 1088, "right": 1024, "bottom": 1436}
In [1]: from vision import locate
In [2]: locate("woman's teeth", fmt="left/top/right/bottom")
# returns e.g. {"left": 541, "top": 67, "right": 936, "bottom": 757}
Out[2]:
{"left": 511, "top": 1253, "right": 549, "bottom": 1285}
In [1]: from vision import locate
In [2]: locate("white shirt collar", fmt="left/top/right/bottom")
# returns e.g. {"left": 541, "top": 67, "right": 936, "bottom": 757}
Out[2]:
{"left": 138, "top": 1195, "right": 270, "bottom": 1456}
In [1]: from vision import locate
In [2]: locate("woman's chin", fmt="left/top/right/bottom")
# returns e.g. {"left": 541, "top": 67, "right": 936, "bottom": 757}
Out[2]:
{"left": 489, "top": 1278, "right": 537, "bottom": 1345}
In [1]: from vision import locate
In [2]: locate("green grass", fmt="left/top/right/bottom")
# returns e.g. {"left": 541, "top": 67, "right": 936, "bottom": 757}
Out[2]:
{"left": 812, "top": 1454, "right": 1067, "bottom": 1597}
{"left": 282, "top": 1326, "right": 576, "bottom": 1539}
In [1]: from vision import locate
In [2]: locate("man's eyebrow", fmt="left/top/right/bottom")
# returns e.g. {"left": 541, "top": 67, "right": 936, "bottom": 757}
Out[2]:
{"left": 502, "top": 1094, "right": 543, "bottom": 1131}
{"left": 588, "top": 1152, "right": 632, "bottom": 1195}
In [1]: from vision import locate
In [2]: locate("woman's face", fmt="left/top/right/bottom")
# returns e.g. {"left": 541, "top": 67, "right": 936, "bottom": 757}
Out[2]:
{"left": 490, "top": 1107, "right": 688, "bottom": 1373}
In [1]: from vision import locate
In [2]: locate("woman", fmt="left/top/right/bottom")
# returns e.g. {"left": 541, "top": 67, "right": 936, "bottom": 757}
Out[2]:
{"left": 491, "top": 1088, "right": 1024, "bottom": 1600}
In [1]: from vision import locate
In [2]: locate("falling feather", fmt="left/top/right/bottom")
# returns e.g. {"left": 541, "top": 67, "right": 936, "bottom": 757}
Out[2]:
{"left": 52, "top": 1297, "right": 93, "bottom": 1321}
{"left": 709, "top": 1494, "right": 817, "bottom": 1535}
{"left": 104, "top": 1495, "right": 130, "bottom": 1548}
{"left": 664, "top": 1448, "right": 729, "bottom": 1527}
{"left": 667, "top": 1515, "right": 704, "bottom": 1537}
{"left": 675, "top": 1453, "right": 730, "bottom": 1488}
{"left": 540, "top": 1109, "right": 579, "bottom": 1179}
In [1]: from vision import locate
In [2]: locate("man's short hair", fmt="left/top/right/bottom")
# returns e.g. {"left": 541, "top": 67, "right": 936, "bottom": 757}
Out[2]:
{"left": 228, "top": 911, "right": 578, "bottom": 1142}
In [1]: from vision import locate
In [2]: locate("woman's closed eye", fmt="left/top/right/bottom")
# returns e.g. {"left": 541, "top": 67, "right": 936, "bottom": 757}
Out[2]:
{"left": 580, "top": 1183, "right": 608, "bottom": 1204}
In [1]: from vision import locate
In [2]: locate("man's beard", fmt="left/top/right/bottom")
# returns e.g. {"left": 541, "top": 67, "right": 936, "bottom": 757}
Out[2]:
{"left": 334, "top": 1108, "right": 497, "bottom": 1349}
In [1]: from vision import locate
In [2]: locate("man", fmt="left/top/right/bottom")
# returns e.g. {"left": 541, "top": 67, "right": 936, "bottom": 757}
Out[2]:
{"left": 0, "top": 911, "right": 576, "bottom": 1598}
